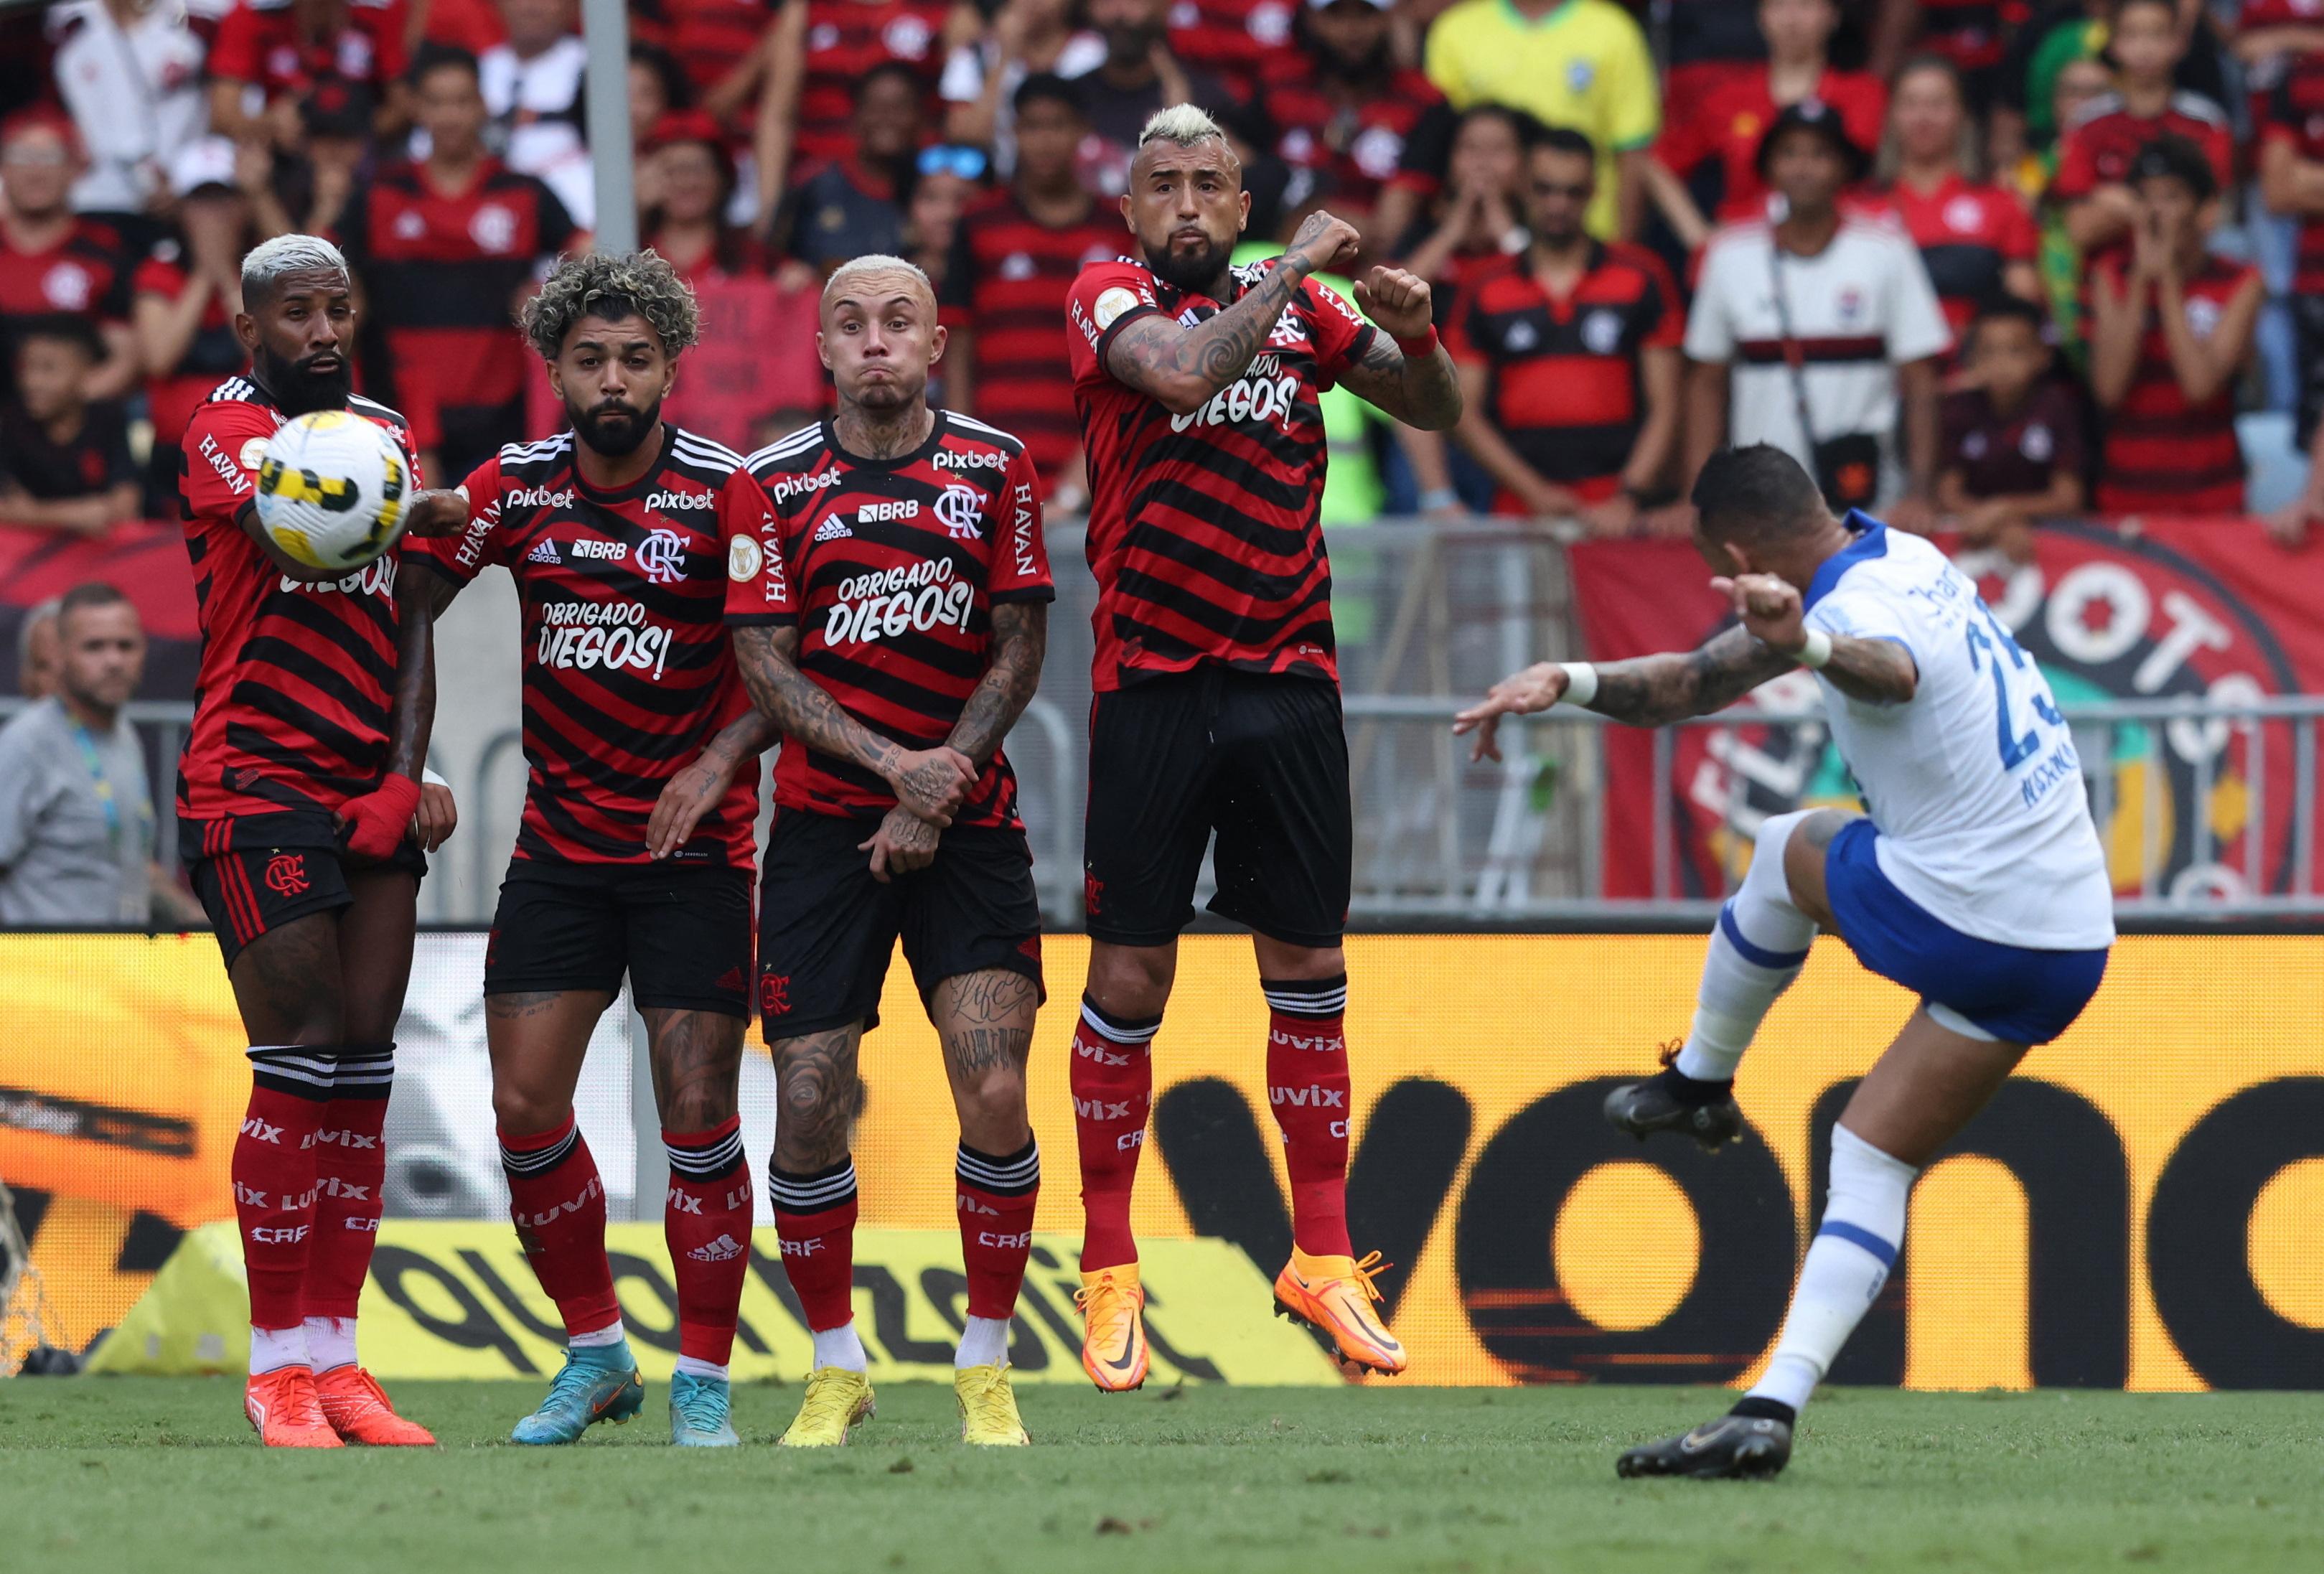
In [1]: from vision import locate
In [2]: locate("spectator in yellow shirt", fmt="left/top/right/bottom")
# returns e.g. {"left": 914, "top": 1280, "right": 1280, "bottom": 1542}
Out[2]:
{"left": 1423, "top": 0, "right": 1659, "bottom": 240}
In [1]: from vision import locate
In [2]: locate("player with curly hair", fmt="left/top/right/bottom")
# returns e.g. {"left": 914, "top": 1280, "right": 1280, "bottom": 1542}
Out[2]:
{"left": 398, "top": 250, "right": 779, "bottom": 1446}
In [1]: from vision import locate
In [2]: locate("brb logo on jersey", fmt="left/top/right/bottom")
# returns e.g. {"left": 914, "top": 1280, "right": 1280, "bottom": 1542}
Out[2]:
{"left": 634, "top": 528, "right": 685, "bottom": 585}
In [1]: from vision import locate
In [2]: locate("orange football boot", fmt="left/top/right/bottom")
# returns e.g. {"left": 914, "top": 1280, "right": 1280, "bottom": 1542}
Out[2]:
{"left": 245, "top": 1367, "right": 345, "bottom": 1448}
{"left": 315, "top": 1365, "right": 438, "bottom": 1446}
{"left": 1273, "top": 1248, "right": 1408, "bottom": 1375}
{"left": 1075, "top": 1264, "right": 1150, "bottom": 1392}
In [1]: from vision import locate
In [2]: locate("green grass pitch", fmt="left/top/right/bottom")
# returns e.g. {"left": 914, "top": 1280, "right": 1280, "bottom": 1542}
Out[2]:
{"left": 5, "top": 1379, "right": 2322, "bottom": 1573}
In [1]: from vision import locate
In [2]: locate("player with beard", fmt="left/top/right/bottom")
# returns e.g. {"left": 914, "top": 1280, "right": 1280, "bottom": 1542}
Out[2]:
{"left": 396, "top": 253, "right": 778, "bottom": 1447}
{"left": 727, "top": 256, "right": 1052, "bottom": 1447}
{"left": 176, "top": 233, "right": 463, "bottom": 1448}
{"left": 1062, "top": 106, "right": 1461, "bottom": 1390}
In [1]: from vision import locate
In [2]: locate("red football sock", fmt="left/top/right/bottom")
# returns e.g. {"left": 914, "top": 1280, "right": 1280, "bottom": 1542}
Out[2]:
{"left": 955, "top": 1139, "right": 1040, "bottom": 1321}
{"left": 1070, "top": 997, "right": 1158, "bottom": 1273}
{"left": 1263, "top": 975, "right": 1354, "bottom": 1257}
{"left": 304, "top": 1042, "right": 393, "bottom": 1321}
{"left": 663, "top": 1116, "right": 751, "bottom": 1367}
{"left": 769, "top": 1158, "right": 858, "bottom": 1332}
{"left": 499, "top": 1113, "right": 621, "bottom": 1339}
{"left": 235, "top": 1048, "right": 334, "bottom": 1329}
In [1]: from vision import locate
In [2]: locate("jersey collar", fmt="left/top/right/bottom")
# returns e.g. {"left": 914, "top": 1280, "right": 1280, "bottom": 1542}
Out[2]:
{"left": 1803, "top": 509, "right": 1888, "bottom": 612}
{"left": 825, "top": 409, "right": 949, "bottom": 470}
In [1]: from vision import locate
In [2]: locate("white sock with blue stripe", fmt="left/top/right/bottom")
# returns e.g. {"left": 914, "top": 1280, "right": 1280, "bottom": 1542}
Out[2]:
{"left": 1675, "top": 810, "right": 1819, "bottom": 1083}
{"left": 1747, "top": 1125, "right": 1918, "bottom": 1415}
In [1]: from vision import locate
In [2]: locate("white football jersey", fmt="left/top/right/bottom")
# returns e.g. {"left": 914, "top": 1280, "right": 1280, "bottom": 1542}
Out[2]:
{"left": 1801, "top": 520, "right": 2115, "bottom": 950}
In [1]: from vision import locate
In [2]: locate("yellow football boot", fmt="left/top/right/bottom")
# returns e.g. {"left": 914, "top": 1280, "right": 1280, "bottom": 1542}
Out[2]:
{"left": 1074, "top": 1264, "right": 1150, "bottom": 1392}
{"left": 777, "top": 1367, "right": 876, "bottom": 1446}
{"left": 954, "top": 1364, "right": 1031, "bottom": 1446}
{"left": 1273, "top": 1248, "right": 1408, "bottom": 1375}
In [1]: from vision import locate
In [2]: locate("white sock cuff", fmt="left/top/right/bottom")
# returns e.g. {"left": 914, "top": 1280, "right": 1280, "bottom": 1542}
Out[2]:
{"left": 1829, "top": 1124, "right": 1918, "bottom": 1189}
{"left": 569, "top": 1321, "right": 627, "bottom": 1348}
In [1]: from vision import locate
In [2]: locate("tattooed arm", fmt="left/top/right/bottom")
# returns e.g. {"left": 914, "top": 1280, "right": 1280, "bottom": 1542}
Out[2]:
{"left": 647, "top": 706, "right": 781, "bottom": 859}
{"left": 1103, "top": 210, "right": 1361, "bottom": 415}
{"left": 731, "top": 623, "right": 976, "bottom": 824}
{"left": 1333, "top": 265, "right": 1462, "bottom": 431}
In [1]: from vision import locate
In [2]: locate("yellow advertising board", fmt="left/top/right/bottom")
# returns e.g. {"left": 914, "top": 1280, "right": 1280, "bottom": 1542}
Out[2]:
{"left": 10, "top": 932, "right": 2324, "bottom": 1388}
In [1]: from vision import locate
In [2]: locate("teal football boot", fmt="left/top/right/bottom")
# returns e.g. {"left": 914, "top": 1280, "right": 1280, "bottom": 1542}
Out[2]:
{"left": 510, "top": 1345, "right": 645, "bottom": 1444}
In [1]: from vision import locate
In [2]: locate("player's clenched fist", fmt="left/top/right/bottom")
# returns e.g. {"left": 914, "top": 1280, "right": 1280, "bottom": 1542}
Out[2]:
{"left": 1712, "top": 571, "right": 1807, "bottom": 654}
{"left": 1286, "top": 208, "right": 1362, "bottom": 275}
{"left": 886, "top": 744, "right": 978, "bottom": 825}
{"left": 1453, "top": 662, "right": 1573, "bottom": 762}
{"left": 401, "top": 485, "right": 472, "bottom": 538}
{"left": 1353, "top": 266, "right": 1433, "bottom": 340}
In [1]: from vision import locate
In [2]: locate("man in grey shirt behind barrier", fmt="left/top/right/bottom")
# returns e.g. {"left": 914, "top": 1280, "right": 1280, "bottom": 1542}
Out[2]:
{"left": 0, "top": 582, "right": 156, "bottom": 924}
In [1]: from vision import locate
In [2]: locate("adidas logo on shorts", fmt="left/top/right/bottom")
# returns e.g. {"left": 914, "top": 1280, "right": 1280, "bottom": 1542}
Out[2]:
{"left": 813, "top": 517, "right": 853, "bottom": 542}
{"left": 688, "top": 1233, "right": 746, "bottom": 1263}
{"left": 526, "top": 538, "right": 561, "bottom": 564}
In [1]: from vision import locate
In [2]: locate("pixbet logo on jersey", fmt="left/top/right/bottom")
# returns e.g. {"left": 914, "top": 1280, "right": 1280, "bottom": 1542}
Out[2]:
{"left": 771, "top": 468, "right": 840, "bottom": 504}
{"left": 536, "top": 598, "right": 673, "bottom": 678}
{"left": 934, "top": 448, "right": 1004, "bottom": 469}
{"left": 824, "top": 557, "right": 974, "bottom": 647}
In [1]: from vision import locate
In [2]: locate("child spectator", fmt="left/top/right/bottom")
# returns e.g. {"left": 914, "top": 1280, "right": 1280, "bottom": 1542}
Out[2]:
{"left": 1937, "top": 296, "right": 2086, "bottom": 558}
{"left": 2088, "top": 136, "right": 2262, "bottom": 517}
{"left": 0, "top": 317, "right": 141, "bottom": 536}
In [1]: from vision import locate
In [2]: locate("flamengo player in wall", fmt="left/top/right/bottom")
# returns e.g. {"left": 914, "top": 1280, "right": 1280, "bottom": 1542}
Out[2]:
{"left": 728, "top": 255, "right": 1053, "bottom": 1448}
{"left": 174, "top": 235, "right": 464, "bottom": 1449}
{"left": 1062, "top": 106, "right": 1461, "bottom": 1389}
{"left": 397, "top": 253, "right": 777, "bottom": 1448}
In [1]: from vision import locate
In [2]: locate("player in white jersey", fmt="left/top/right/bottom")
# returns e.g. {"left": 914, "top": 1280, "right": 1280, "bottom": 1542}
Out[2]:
{"left": 1455, "top": 445, "right": 2112, "bottom": 1480}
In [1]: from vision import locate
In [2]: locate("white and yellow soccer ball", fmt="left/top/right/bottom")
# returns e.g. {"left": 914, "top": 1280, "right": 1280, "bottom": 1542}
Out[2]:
{"left": 253, "top": 409, "right": 411, "bottom": 571}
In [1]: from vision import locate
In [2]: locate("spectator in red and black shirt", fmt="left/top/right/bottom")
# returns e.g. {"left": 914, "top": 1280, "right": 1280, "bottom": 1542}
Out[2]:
{"left": 0, "top": 110, "right": 136, "bottom": 402}
{"left": 1649, "top": 0, "right": 1887, "bottom": 248}
{"left": 133, "top": 140, "right": 265, "bottom": 512}
{"left": 2089, "top": 136, "right": 2261, "bottom": 517}
{"left": 1906, "top": 0, "right": 2020, "bottom": 109}
{"left": 1257, "top": 0, "right": 1441, "bottom": 245}
{"left": 755, "top": 0, "right": 975, "bottom": 210}
{"left": 2259, "top": 45, "right": 2324, "bottom": 446}
{"left": 1446, "top": 129, "right": 1682, "bottom": 535}
{"left": 1936, "top": 296, "right": 2085, "bottom": 559}
{"left": 1878, "top": 55, "right": 2040, "bottom": 348}
{"left": 641, "top": 111, "right": 770, "bottom": 283}
{"left": 1168, "top": 0, "right": 1295, "bottom": 100}
{"left": 941, "top": 74, "right": 1121, "bottom": 505}
{"left": 2052, "top": 0, "right": 2232, "bottom": 276}
{"left": 0, "top": 317, "right": 141, "bottom": 536}
{"left": 1662, "top": 0, "right": 1771, "bottom": 110}
{"left": 207, "top": 0, "right": 413, "bottom": 148}
{"left": 633, "top": 0, "right": 780, "bottom": 126}
{"left": 339, "top": 47, "right": 580, "bottom": 487}
{"left": 1062, "top": 0, "right": 1240, "bottom": 197}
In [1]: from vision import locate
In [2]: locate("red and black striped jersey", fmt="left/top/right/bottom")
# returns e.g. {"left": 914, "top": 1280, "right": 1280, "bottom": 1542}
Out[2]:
{"left": 408, "top": 425, "right": 767, "bottom": 867}
{"left": 634, "top": 0, "right": 778, "bottom": 99}
{"left": 791, "top": 0, "right": 951, "bottom": 174}
{"left": 727, "top": 411, "right": 1053, "bottom": 825}
{"left": 1066, "top": 256, "right": 1373, "bottom": 690}
{"left": 2051, "top": 93, "right": 2235, "bottom": 271}
{"left": 938, "top": 192, "right": 1122, "bottom": 487}
{"left": 2260, "top": 54, "right": 2324, "bottom": 296}
{"left": 207, "top": 0, "right": 409, "bottom": 100}
{"left": 1443, "top": 244, "right": 1681, "bottom": 507}
{"left": 1166, "top": 0, "right": 1293, "bottom": 97}
{"left": 1256, "top": 57, "right": 1443, "bottom": 214}
{"left": 337, "top": 158, "right": 578, "bottom": 449}
{"left": 1655, "top": 69, "right": 1888, "bottom": 224}
{"left": 1875, "top": 174, "right": 2037, "bottom": 342}
{"left": 174, "top": 375, "right": 423, "bottom": 822}
{"left": 2094, "top": 256, "right": 2255, "bottom": 517}
{"left": 0, "top": 217, "right": 131, "bottom": 356}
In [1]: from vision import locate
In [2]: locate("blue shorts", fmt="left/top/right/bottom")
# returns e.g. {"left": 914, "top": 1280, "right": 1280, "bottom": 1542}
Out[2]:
{"left": 1822, "top": 819, "right": 2109, "bottom": 1046}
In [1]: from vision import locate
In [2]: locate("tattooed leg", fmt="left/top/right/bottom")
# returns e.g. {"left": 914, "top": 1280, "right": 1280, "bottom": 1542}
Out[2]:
{"left": 769, "top": 1024, "right": 868, "bottom": 1174}
{"left": 930, "top": 970, "right": 1039, "bottom": 1153}
{"left": 643, "top": 1008, "right": 746, "bottom": 1131}
{"left": 647, "top": 1008, "right": 751, "bottom": 1372}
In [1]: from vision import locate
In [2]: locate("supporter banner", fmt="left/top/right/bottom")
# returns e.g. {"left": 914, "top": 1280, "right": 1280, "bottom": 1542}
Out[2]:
{"left": 10, "top": 932, "right": 2324, "bottom": 1389}
{"left": 0, "top": 520, "right": 201, "bottom": 699}
{"left": 1570, "top": 519, "right": 2324, "bottom": 902}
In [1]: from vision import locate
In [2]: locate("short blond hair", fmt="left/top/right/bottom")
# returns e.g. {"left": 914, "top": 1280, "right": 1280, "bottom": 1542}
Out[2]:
{"left": 1137, "top": 103, "right": 1229, "bottom": 151}
{"left": 821, "top": 253, "right": 936, "bottom": 313}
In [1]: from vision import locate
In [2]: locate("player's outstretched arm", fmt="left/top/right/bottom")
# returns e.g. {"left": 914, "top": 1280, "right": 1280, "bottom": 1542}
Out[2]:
{"left": 1103, "top": 210, "right": 1361, "bottom": 415}
{"left": 1334, "top": 267, "right": 1463, "bottom": 432}
{"left": 732, "top": 624, "right": 977, "bottom": 825}
{"left": 1454, "top": 625, "right": 1798, "bottom": 760}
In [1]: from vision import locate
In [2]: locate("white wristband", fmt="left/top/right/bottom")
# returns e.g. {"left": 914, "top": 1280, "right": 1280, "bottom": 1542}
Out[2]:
{"left": 1793, "top": 628, "right": 1833, "bottom": 669}
{"left": 1557, "top": 661, "right": 1598, "bottom": 706}
{"left": 421, "top": 766, "right": 449, "bottom": 788}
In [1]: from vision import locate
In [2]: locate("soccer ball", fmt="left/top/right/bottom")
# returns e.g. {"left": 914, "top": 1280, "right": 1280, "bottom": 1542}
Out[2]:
{"left": 253, "top": 410, "right": 411, "bottom": 572}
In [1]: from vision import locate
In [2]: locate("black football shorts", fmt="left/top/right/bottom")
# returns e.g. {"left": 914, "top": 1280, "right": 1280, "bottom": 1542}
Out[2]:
{"left": 1082, "top": 665, "right": 1352, "bottom": 949}
{"left": 485, "top": 859, "right": 754, "bottom": 1017}
{"left": 756, "top": 809, "right": 1044, "bottom": 1039}
{"left": 183, "top": 809, "right": 426, "bottom": 969}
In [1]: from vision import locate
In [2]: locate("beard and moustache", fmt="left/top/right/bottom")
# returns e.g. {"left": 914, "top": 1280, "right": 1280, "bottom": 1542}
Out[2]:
{"left": 568, "top": 394, "right": 663, "bottom": 459}
{"left": 1147, "top": 230, "right": 1235, "bottom": 299}
{"left": 254, "top": 341, "right": 354, "bottom": 418}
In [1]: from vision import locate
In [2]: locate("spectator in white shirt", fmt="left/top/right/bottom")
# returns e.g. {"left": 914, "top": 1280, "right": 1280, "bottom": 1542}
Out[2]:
{"left": 477, "top": 0, "right": 595, "bottom": 227}
{"left": 1681, "top": 99, "right": 1951, "bottom": 533}
{"left": 47, "top": 0, "right": 222, "bottom": 233}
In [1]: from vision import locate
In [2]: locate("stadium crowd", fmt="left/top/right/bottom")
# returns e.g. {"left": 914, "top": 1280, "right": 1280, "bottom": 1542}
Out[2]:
{"left": 4, "top": 0, "right": 2324, "bottom": 547}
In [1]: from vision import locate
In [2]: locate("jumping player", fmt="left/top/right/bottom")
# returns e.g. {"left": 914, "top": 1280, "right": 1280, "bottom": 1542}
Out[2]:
{"left": 1062, "top": 106, "right": 1461, "bottom": 1387}
{"left": 728, "top": 255, "right": 1052, "bottom": 1448}
{"left": 176, "top": 234, "right": 459, "bottom": 1448}
{"left": 398, "top": 253, "right": 776, "bottom": 1448}
{"left": 1455, "top": 446, "right": 2114, "bottom": 1479}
